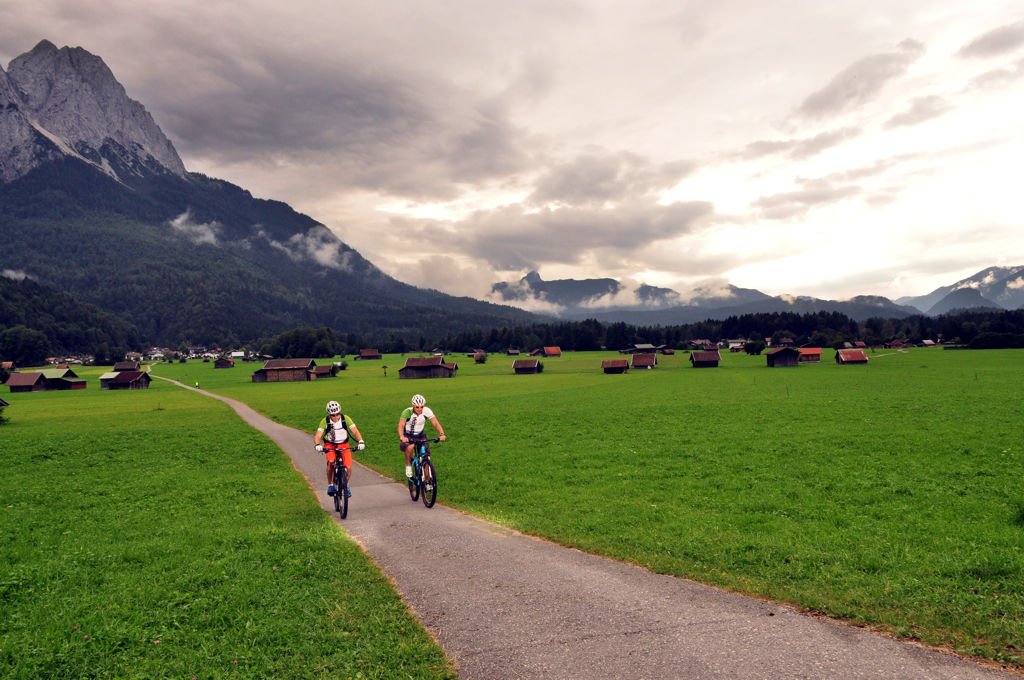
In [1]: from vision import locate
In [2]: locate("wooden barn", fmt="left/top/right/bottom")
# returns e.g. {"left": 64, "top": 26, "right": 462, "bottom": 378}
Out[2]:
{"left": 357, "top": 348, "right": 382, "bottom": 360}
{"left": 312, "top": 365, "right": 337, "bottom": 379}
{"left": 214, "top": 358, "right": 235, "bottom": 369}
{"left": 765, "top": 346, "right": 801, "bottom": 368}
{"left": 836, "top": 349, "right": 869, "bottom": 364}
{"left": 399, "top": 356, "right": 458, "bottom": 379}
{"left": 42, "top": 368, "right": 87, "bottom": 390}
{"left": 107, "top": 371, "right": 152, "bottom": 390}
{"left": 113, "top": 360, "right": 141, "bottom": 372}
{"left": 5, "top": 372, "right": 46, "bottom": 393}
{"left": 252, "top": 358, "right": 317, "bottom": 382}
{"left": 512, "top": 359, "right": 542, "bottom": 374}
{"left": 5, "top": 369, "right": 86, "bottom": 392}
{"left": 506, "top": 348, "right": 521, "bottom": 356}
{"left": 531, "top": 346, "right": 562, "bottom": 357}
{"left": 99, "top": 371, "right": 119, "bottom": 389}
{"left": 798, "top": 348, "right": 822, "bottom": 363}
{"left": 689, "top": 350, "right": 721, "bottom": 368}
{"left": 602, "top": 358, "right": 629, "bottom": 374}
{"left": 631, "top": 353, "right": 657, "bottom": 369}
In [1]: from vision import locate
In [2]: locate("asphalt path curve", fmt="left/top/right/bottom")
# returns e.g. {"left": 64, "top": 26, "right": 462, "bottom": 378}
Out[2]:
{"left": 162, "top": 378, "right": 1021, "bottom": 679}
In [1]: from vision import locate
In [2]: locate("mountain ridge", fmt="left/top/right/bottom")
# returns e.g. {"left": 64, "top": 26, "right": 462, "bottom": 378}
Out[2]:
{"left": 488, "top": 268, "right": 1024, "bottom": 323}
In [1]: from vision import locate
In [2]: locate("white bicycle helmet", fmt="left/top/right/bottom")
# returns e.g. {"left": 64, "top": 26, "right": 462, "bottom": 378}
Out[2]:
{"left": 326, "top": 400, "right": 341, "bottom": 415}
{"left": 410, "top": 394, "right": 426, "bottom": 407}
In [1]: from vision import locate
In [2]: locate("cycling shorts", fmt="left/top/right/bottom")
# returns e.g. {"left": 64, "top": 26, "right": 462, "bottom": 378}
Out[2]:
{"left": 324, "top": 441, "right": 352, "bottom": 468}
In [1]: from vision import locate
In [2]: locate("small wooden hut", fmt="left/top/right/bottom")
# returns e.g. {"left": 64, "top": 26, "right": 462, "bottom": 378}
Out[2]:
{"left": 689, "top": 350, "right": 721, "bottom": 368}
{"left": 399, "top": 356, "right": 458, "bottom": 379}
{"left": 602, "top": 358, "right": 629, "bottom": 374}
{"left": 836, "top": 349, "right": 869, "bottom": 364}
{"left": 766, "top": 347, "right": 801, "bottom": 368}
{"left": 512, "top": 359, "right": 542, "bottom": 374}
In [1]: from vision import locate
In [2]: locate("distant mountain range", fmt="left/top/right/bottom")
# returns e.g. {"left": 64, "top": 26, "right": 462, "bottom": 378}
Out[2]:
{"left": 489, "top": 267, "right": 1023, "bottom": 323}
{"left": 0, "top": 40, "right": 539, "bottom": 348}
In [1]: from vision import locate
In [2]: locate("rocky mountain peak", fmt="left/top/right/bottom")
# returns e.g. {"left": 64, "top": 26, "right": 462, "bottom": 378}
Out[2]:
{"left": 1, "top": 40, "right": 186, "bottom": 183}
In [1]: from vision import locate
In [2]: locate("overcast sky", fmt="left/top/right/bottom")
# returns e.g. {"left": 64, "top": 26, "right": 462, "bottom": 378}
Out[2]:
{"left": 3, "top": 1, "right": 1023, "bottom": 306}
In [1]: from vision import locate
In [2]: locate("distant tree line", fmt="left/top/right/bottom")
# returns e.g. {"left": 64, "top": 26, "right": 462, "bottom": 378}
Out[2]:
{"left": 256, "top": 309, "right": 1024, "bottom": 357}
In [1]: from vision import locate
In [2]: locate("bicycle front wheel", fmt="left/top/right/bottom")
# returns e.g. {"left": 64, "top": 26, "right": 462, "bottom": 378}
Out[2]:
{"left": 338, "top": 466, "right": 349, "bottom": 519}
{"left": 333, "top": 465, "right": 343, "bottom": 514}
{"left": 420, "top": 459, "right": 437, "bottom": 508}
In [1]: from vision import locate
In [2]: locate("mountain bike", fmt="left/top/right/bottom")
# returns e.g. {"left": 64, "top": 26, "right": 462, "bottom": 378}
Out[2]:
{"left": 407, "top": 438, "right": 440, "bottom": 508}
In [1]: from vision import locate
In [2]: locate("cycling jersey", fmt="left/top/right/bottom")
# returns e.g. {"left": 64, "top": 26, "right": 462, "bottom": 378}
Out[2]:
{"left": 317, "top": 414, "right": 356, "bottom": 444}
{"left": 401, "top": 406, "right": 435, "bottom": 436}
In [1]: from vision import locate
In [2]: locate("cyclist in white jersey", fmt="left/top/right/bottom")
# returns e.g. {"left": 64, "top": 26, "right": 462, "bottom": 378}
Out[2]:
{"left": 398, "top": 393, "right": 446, "bottom": 478}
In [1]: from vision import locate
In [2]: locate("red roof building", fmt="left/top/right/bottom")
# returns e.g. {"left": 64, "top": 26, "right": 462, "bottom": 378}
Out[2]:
{"left": 836, "top": 349, "right": 869, "bottom": 364}
{"left": 602, "top": 359, "right": 629, "bottom": 374}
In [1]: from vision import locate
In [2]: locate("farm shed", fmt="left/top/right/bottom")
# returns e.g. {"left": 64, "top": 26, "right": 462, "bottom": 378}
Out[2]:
{"left": 798, "top": 348, "right": 822, "bottom": 363}
{"left": 689, "top": 350, "right": 721, "bottom": 368}
{"left": 1, "top": 361, "right": 15, "bottom": 371}
{"left": 512, "top": 359, "right": 542, "bottom": 374}
{"left": 836, "top": 349, "right": 869, "bottom": 364}
{"left": 766, "top": 347, "right": 801, "bottom": 368}
{"left": 631, "top": 353, "right": 657, "bottom": 369}
{"left": 252, "top": 358, "right": 317, "bottom": 382}
{"left": 214, "top": 358, "right": 235, "bottom": 369}
{"left": 312, "top": 365, "right": 337, "bottom": 379}
{"left": 358, "top": 348, "right": 382, "bottom": 360}
{"left": 531, "top": 346, "right": 562, "bottom": 357}
{"left": 399, "top": 356, "right": 458, "bottom": 379}
{"left": 113, "top": 360, "right": 141, "bottom": 371}
{"left": 41, "top": 368, "right": 86, "bottom": 390}
{"left": 506, "top": 348, "right": 521, "bottom": 356}
{"left": 98, "top": 371, "right": 120, "bottom": 389}
{"left": 5, "top": 372, "right": 46, "bottom": 392}
{"left": 107, "top": 371, "right": 151, "bottom": 390}
{"left": 602, "top": 359, "right": 629, "bottom": 374}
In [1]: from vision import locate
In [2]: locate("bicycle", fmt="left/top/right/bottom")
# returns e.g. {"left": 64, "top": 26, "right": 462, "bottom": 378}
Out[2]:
{"left": 330, "top": 450, "right": 351, "bottom": 519}
{"left": 407, "top": 438, "right": 440, "bottom": 508}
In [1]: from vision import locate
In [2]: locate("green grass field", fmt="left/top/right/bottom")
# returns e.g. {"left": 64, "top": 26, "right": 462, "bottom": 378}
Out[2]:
{"left": 0, "top": 371, "right": 455, "bottom": 678}
{"left": 154, "top": 348, "right": 1024, "bottom": 666}
{"left": 4, "top": 348, "right": 1022, "bottom": 671}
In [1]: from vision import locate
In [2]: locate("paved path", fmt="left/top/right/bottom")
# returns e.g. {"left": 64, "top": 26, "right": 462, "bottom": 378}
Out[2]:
{"left": 163, "top": 379, "right": 1021, "bottom": 679}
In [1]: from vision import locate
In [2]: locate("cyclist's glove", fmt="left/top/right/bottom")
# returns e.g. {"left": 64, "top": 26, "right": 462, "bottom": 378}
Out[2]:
{"left": 357, "top": 441, "right": 366, "bottom": 451}
{"left": 314, "top": 444, "right": 324, "bottom": 453}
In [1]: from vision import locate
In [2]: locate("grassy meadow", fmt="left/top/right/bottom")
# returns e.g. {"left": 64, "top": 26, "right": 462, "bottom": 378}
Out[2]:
{"left": 155, "top": 348, "right": 1024, "bottom": 667}
{"left": 0, "top": 368, "right": 455, "bottom": 679}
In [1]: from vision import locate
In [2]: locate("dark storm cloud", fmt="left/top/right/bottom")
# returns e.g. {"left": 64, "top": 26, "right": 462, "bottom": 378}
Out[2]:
{"left": 527, "top": 151, "right": 696, "bottom": 207}
{"left": 454, "top": 199, "right": 713, "bottom": 270}
{"left": 797, "top": 39, "right": 925, "bottom": 119}
{"left": 147, "top": 47, "right": 533, "bottom": 199}
{"left": 958, "top": 20, "right": 1024, "bottom": 58}
{"left": 739, "top": 127, "right": 861, "bottom": 161}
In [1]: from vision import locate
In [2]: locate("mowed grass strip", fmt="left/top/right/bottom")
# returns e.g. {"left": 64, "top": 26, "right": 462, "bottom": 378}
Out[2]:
{"left": 0, "top": 375, "right": 455, "bottom": 679}
{"left": 158, "top": 349, "right": 1024, "bottom": 667}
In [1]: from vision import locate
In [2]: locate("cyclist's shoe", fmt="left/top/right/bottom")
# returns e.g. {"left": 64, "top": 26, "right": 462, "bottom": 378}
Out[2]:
{"left": 425, "top": 482, "right": 433, "bottom": 491}
{"left": 344, "top": 487, "right": 352, "bottom": 498}
{"left": 405, "top": 465, "right": 413, "bottom": 478}
{"left": 327, "top": 484, "right": 336, "bottom": 496}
